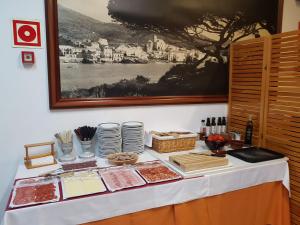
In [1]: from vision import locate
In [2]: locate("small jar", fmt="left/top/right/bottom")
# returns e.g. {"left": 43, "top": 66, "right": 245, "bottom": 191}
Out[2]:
{"left": 59, "top": 142, "right": 76, "bottom": 162}
{"left": 80, "top": 140, "right": 95, "bottom": 158}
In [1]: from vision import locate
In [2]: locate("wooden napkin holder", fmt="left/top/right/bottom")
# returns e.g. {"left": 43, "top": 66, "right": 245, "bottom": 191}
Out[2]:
{"left": 24, "top": 142, "right": 56, "bottom": 169}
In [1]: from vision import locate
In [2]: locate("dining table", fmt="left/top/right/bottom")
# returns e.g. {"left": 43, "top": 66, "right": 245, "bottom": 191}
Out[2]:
{"left": 3, "top": 141, "right": 291, "bottom": 225}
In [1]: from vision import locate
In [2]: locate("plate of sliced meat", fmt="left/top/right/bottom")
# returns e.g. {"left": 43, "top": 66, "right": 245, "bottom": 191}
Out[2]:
{"left": 135, "top": 162, "right": 182, "bottom": 184}
{"left": 99, "top": 167, "right": 146, "bottom": 192}
{"left": 10, "top": 177, "right": 60, "bottom": 208}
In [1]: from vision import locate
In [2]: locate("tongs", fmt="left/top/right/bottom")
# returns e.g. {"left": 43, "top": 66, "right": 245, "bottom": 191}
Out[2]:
{"left": 189, "top": 152, "right": 226, "bottom": 157}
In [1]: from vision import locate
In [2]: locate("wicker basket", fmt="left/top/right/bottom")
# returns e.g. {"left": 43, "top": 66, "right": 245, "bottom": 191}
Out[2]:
{"left": 152, "top": 132, "right": 197, "bottom": 153}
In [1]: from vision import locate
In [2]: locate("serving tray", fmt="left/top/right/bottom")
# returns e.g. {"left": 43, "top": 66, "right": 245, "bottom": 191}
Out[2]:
{"left": 9, "top": 177, "right": 60, "bottom": 208}
{"left": 135, "top": 161, "right": 181, "bottom": 183}
{"left": 169, "top": 153, "right": 229, "bottom": 172}
{"left": 227, "top": 147, "right": 285, "bottom": 163}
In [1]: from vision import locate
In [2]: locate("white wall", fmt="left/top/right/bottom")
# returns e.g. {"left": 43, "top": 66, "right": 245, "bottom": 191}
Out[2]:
{"left": 282, "top": 0, "right": 300, "bottom": 32}
{"left": 1, "top": 0, "right": 299, "bottom": 222}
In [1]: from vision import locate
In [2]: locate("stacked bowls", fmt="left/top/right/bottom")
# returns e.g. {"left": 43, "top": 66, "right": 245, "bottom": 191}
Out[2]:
{"left": 97, "top": 123, "right": 122, "bottom": 157}
{"left": 122, "top": 121, "right": 144, "bottom": 153}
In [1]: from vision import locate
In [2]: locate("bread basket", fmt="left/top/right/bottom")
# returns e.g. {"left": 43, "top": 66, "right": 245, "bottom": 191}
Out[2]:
{"left": 107, "top": 152, "right": 138, "bottom": 165}
{"left": 151, "top": 131, "right": 197, "bottom": 153}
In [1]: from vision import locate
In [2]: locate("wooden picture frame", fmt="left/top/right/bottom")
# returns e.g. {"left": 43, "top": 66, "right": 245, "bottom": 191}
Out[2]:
{"left": 45, "top": 0, "right": 283, "bottom": 109}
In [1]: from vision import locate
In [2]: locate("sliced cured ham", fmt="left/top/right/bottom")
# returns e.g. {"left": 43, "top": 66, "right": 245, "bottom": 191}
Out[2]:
{"left": 136, "top": 162, "right": 181, "bottom": 183}
{"left": 100, "top": 168, "right": 145, "bottom": 192}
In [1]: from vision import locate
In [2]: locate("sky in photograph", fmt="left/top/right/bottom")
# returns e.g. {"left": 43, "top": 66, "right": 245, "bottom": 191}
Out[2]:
{"left": 58, "top": 0, "right": 112, "bottom": 23}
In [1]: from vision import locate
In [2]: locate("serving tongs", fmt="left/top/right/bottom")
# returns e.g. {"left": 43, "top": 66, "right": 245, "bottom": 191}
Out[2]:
{"left": 189, "top": 151, "right": 226, "bottom": 157}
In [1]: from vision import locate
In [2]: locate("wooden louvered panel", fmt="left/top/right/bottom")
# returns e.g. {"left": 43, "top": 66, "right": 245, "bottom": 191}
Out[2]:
{"left": 262, "top": 30, "right": 300, "bottom": 225}
{"left": 292, "top": 213, "right": 300, "bottom": 225}
{"left": 228, "top": 38, "right": 268, "bottom": 146}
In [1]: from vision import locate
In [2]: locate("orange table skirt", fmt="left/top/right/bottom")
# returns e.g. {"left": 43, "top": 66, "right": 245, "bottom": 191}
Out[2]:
{"left": 84, "top": 181, "right": 290, "bottom": 225}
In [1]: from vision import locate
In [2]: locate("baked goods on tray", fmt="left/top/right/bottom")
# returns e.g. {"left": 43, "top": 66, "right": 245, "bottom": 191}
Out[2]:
{"left": 107, "top": 152, "right": 138, "bottom": 166}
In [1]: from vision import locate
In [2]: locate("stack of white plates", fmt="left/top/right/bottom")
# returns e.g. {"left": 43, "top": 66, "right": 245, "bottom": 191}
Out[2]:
{"left": 97, "top": 123, "right": 122, "bottom": 157}
{"left": 122, "top": 121, "right": 144, "bottom": 153}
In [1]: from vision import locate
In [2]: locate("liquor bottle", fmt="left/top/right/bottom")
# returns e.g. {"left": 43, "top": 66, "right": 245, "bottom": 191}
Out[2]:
{"left": 199, "top": 119, "right": 206, "bottom": 140}
{"left": 221, "top": 117, "right": 227, "bottom": 133}
{"left": 211, "top": 117, "right": 216, "bottom": 134}
{"left": 244, "top": 115, "right": 253, "bottom": 145}
{"left": 217, "top": 117, "right": 222, "bottom": 134}
{"left": 205, "top": 118, "right": 211, "bottom": 137}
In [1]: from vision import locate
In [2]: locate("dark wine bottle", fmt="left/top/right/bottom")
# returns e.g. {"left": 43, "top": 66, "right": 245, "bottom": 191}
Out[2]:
{"left": 211, "top": 117, "right": 216, "bottom": 134}
{"left": 244, "top": 115, "right": 253, "bottom": 145}
{"left": 221, "top": 117, "right": 226, "bottom": 133}
{"left": 217, "top": 117, "right": 222, "bottom": 134}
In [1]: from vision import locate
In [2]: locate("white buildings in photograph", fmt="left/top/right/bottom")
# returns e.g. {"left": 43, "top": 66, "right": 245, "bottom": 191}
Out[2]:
{"left": 103, "top": 46, "right": 113, "bottom": 59}
{"left": 113, "top": 52, "right": 124, "bottom": 62}
{"left": 98, "top": 38, "right": 109, "bottom": 46}
{"left": 59, "top": 34, "right": 208, "bottom": 64}
{"left": 153, "top": 35, "right": 167, "bottom": 51}
{"left": 146, "top": 40, "right": 153, "bottom": 53}
{"left": 59, "top": 45, "right": 83, "bottom": 63}
{"left": 168, "top": 50, "right": 187, "bottom": 62}
{"left": 116, "top": 44, "right": 148, "bottom": 60}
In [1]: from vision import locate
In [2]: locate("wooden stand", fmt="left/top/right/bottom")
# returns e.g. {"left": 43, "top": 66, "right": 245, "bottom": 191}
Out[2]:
{"left": 24, "top": 142, "right": 56, "bottom": 169}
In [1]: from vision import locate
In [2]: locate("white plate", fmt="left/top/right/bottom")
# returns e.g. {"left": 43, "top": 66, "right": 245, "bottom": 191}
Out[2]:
{"left": 98, "top": 123, "right": 120, "bottom": 129}
{"left": 122, "top": 121, "right": 144, "bottom": 127}
{"left": 122, "top": 140, "right": 144, "bottom": 143}
{"left": 123, "top": 144, "right": 144, "bottom": 147}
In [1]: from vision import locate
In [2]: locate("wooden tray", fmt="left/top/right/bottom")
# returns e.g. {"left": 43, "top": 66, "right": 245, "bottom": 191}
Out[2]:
{"left": 169, "top": 153, "right": 229, "bottom": 172}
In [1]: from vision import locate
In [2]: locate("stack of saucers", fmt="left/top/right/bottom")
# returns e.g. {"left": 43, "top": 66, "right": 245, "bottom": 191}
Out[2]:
{"left": 122, "top": 121, "right": 144, "bottom": 153}
{"left": 97, "top": 123, "right": 122, "bottom": 157}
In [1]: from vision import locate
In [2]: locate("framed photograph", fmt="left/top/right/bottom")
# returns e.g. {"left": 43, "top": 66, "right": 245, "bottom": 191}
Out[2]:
{"left": 45, "top": 0, "right": 283, "bottom": 109}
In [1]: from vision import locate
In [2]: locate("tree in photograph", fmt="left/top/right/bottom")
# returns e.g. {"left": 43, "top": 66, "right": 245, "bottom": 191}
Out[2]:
{"left": 108, "top": 0, "right": 277, "bottom": 64}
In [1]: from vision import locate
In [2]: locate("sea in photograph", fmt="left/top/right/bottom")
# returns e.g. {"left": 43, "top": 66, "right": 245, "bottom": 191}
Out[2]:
{"left": 60, "top": 62, "right": 177, "bottom": 91}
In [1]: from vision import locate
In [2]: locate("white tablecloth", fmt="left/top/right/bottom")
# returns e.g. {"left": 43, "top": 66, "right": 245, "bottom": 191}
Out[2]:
{"left": 4, "top": 148, "right": 289, "bottom": 225}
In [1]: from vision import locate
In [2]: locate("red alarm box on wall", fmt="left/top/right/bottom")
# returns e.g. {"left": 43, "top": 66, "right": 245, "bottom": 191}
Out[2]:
{"left": 21, "top": 51, "right": 35, "bottom": 64}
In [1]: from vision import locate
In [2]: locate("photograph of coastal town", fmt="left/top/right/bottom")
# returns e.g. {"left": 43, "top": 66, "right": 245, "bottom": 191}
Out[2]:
{"left": 57, "top": 0, "right": 279, "bottom": 98}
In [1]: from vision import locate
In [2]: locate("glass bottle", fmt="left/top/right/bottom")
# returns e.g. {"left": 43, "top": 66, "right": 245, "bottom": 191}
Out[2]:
{"left": 244, "top": 115, "right": 253, "bottom": 145}
{"left": 221, "top": 117, "right": 227, "bottom": 134}
{"left": 211, "top": 117, "right": 216, "bottom": 134}
{"left": 199, "top": 119, "right": 206, "bottom": 140}
{"left": 217, "top": 117, "right": 222, "bottom": 134}
{"left": 205, "top": 118, "right": 211, "bottom": 137}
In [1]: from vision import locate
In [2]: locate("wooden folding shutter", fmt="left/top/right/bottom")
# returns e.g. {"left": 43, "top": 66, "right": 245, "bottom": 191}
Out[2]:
{"left": 228, "top": 38, "right": 269, "bottom": 146}
{"left": 262, "top": 30, "right": 300, "bottom": 224}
